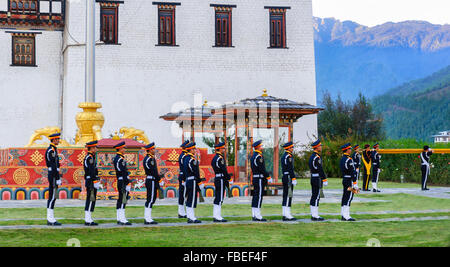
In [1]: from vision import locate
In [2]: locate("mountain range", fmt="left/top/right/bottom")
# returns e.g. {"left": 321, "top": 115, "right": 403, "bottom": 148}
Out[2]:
{"left": 372, "top": 65, "right": 450, "bottom": 141}
{"left": 313, "top": 17, "right": 450, "bottom": 101}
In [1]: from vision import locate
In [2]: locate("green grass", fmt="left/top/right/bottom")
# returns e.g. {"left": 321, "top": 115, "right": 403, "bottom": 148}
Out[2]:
{"left": 0, "top": 220, "right": 449, "bottom": 247}
{"left": 0, "top": 193, "right": 449, "bottom": 224}
{"left": 294, "top": 178, "right": 421, "bottom": 190}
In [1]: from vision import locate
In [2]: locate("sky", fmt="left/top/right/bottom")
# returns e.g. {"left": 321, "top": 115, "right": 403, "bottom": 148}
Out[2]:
{"left": 312, "top": 0, "right": 450, "bottom": 27}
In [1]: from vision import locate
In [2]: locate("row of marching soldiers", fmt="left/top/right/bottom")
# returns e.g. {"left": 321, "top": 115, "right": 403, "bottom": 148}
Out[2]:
{"left": 44, "top": 132, "right": 434, "bottom": 226}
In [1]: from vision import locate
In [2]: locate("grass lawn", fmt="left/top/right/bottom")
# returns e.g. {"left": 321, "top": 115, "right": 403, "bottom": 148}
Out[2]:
{"left": 0, "top": 220, "right": 448, "bottom": 247}
{"left": 294, "top": 178, "right": 422, "bottom": 190}
{"left": 0, "top": 193, "right": 449, "bottom": 224}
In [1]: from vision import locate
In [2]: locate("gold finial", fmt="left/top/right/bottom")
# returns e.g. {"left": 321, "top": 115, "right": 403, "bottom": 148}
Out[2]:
{"left": 112, "top": 131, "right": 120, "bottom": 140}
{"left": 203, "top": 100, "right": 208, "bottom": 107}
{"left": 262, "top": 89, "right": 268, "bottom": 97}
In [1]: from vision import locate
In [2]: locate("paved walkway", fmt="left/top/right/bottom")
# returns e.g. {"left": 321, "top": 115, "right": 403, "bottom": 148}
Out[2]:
{"left": 1, "top": 187, "right": 448, "bottom": 209}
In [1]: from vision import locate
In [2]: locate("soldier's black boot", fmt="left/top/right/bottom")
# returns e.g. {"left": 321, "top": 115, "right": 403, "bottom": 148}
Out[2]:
{"left": 187, "top": 219, "right": 202, "bottom": 223}
{"left": 47, "top": 221, "right": 62, "bottom": 226}
{"left": 144, "top": 220, "right": 158, "bottom": 225}
{"left": 311, "top": 216, "right": 324, "bottom": 221}
{"left": 178, "top": 214, "right": 187, "bottom": 218}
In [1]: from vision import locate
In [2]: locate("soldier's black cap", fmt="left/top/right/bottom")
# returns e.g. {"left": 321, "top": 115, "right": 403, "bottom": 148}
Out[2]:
{"left": 353, "top": 144, "right": 360, "bottom": 149}
{"left": 311, "top": 139, "right": 321, "bottom": 148}
{"left": 113, "top": 141, "right": 126, "bottom": 149}
{"left": 144, "top": 142, "right": 155, "bottom": 150}
{"left": 341, "top": 143, "right": 352, "bottom": 151}
{"left": 252, "top": 140, "right": 262, "bottom": 148}
{"left": 282, "top": 142, "right": 294, "bottom": 149}
{"left": 423, "top": 145, "right": 430, "bottom": 150}
{"left": 185, "top": 142, "right": 196, "bottom": 149}
{"left": 364, "top": 144, "right": 370, "bottom": 149}
{"left": 373, "top": 142, "right": 379, "bottom": 148}
{"left": 180, "top": 140, "right": 189, "bottom": 148}
{"left": 214, "top": 142, "right": 225, "bottom": 149}
{"left": 49, "top": 133, "right": 61, "bottom": 140}
{"left": 86, "top": 140, "right": 98, "bottom": 147}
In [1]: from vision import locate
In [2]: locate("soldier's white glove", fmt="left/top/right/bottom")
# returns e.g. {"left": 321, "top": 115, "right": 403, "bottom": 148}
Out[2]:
{"left": 159, "top": 181, "right": 165, "bottom": 187}
{"left": 126, "top": 185, "right": 131, "bottom": 192}
{"left": 292, "top": 179, "right": 297, "bottom": 186}
{"left": 56, "top": 180, "right": 62, "bottom": 186}
{"left": 352, "top": 183, "right": 358, "bottom": 189}
{"left": 229, "top": 180, "right": 234, "bottom": 185}
{"left": 182, "top": 182, "right": 185, "bottom": 186}
{"left": 199, "top": 183, "right": 205, "bottom": 190}
{"left": 93, "top": 182, "right": 100, "bottom": 190}
{"left": 267, "top": 177, "right": 273, "bottom": 183}
{"left": 322, "top": 180, "right": 328, "bottom": 186}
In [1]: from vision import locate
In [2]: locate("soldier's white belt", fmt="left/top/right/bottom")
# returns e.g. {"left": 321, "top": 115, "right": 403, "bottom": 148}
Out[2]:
{"left": 118, "top": 177, "right": 123, "bottom": 180}
{"left": 253, "top": 174, "right": 264, "bottom": 178}
{"left": 146, "top": 176, "right": 156, "bottom": 180}
{"left": 186, "top": 176, "right": 195, "bottom": 180}
{"left": 283, "top": 172, "right": 290, "bottom": 175}
{"left": 343, "top": 175, "right": 352, "bottom": 178}
{"left": 86, "top": 176, "right": 91, "bottom": 179}
{"left": 215, "top": 173, "right": 224, "bottom": 177}
{"left": 421, "top": 163, "right": 429, "bottom": 166}
{"left": 311, "top": 173, "right": 320, "bottom": 177}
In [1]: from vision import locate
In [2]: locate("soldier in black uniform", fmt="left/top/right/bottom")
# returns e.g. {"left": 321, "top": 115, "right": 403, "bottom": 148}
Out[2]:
{"left": 113, "top": 141, "right": 132, "bottom": 225}
{"left": 281, "top": 141, "right": 297, "bottom": 221}
{"left": 83, "top": 140, "right": 100, "bottom": 226}
{"left": 361, "top": 144, "right": 372, "bottom": 191}
{"left": 178, "top": 140, "right": 189, "bottom": 218}
{"left": 250, "top": 140, "right": 272, "bottom": 222}
{"left": 420, "top": 145, "right": 433, "bottom": 190}
{"left": 183, "top": 142, "right": 204, "bottom": 223}
{"left": 371, "top": 143, "right": 381, "bottom": 192}
{"left": 143, "top": 142, "right": 164, "bottom": 224}
{"left": 46, "top": 132, "right": 62, "bottom": 226}
{"left": 308, "top": 139, "right": 327, "bottom": 221}
{"left": 351, "top": 144, "right": 361, "bottom": 183}
{"left": 340, "top": 143, "right": 358, "bottom": 221}
{"left": 211, "top": 142, "right": 232, "bottom": 222}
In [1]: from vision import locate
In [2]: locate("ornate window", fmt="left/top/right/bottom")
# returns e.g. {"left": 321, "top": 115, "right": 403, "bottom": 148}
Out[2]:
{"left": 265, "top": 7, "right": 290, "bottom": 48}
{"left": 100, "top": 6, "right": 119, "bottom": 44}
{"left": 211, "top": 4, "right": 236, "bottom": 47}
{"left": 9, "top": 0, "right": 38, "bottom": 14}
{"left": 11, "top": 33, "right": 36, "bottom": 66}
{"left": 153, "top": 2, "right": 181, "bottom": 46}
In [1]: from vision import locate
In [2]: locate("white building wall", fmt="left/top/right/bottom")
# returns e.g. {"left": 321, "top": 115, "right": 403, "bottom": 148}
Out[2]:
{"left": 0, "top": 30, "right": 62, "bottom": 148}
{"left": 63, "top": 0, "right": 317, "bottom": 147}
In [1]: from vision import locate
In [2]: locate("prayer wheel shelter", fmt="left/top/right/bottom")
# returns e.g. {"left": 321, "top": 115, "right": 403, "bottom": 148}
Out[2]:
{"left": 160, "top": 90, "right": 323, "bottom": 184}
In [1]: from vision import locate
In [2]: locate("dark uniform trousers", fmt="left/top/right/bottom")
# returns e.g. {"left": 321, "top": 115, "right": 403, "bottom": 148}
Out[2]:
{"left": 46, "top": 144, "right": 61, "bottom": 210}
{"left": 185, "top": 177, "right": 198, "bottom": 208}
{"left": 145, "top": 177, "right": 158, "bottom": 209}
{"left": 341, "top": 178, "right": 354, "bottom": 206}
{"left": 178, "top": 152, "right": 186, "bottom": 205}
{"left": 213, "top": 176, "right": 226, "bottom": 206}
{"left": 85, "top": 187, "right": 97, "bottom": 212}
{"left": 282, "top": 175, "right": 293, "bottom": 207}
{"left": 251, "top": 176, "right": 267, "bottom": 208}
{"left": 309, "top": 175, "right": 322, "bottom": 207}
{"left": 116, "top": 179, "right": 129, "bottom": 210}
{"left": 421, "top": 165, "right": 430, "bottom": 189}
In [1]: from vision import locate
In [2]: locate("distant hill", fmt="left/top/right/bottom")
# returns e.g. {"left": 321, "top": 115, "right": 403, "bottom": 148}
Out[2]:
{"left": 314, "top": 17, "right": 450, "bottom": 101}
{"left": 372, "top": 65, "right": 450, "bottom": 141}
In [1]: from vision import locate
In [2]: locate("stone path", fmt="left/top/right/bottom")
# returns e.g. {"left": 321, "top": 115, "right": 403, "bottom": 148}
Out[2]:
{"left": 1, "top": 186, "right": 448, "bottom": 209}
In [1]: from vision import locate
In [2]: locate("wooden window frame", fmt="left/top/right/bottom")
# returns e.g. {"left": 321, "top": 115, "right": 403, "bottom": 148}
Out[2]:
{"left": 10, "top": 33, "right": 37, "bottom": 67}
{"left": 100, "top": 5, "right": 119, "bottom": 44}
{"left": 265, "top": 7, "right": 289, "bottom": 49}
{"left": 158, "top": 7, "right": 176, "bottom": 46}
{"left": 8, "top": 0, "right": 39, "bottom": 14}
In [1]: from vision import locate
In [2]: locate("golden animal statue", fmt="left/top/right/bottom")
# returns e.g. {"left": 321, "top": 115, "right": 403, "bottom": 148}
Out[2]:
{"left": 25, "top": 126, "right": 72, "bottom": 147}
{"left": 119, "top": 127, "right": 150, "bottom": 144}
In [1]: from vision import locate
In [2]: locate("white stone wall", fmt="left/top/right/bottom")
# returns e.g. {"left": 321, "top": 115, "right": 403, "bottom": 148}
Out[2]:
{"left": 63, "top": 0, "right": 317, "bottom": 147}
{"left": 0, "top": 30, "right": 62, "bottom": 148}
